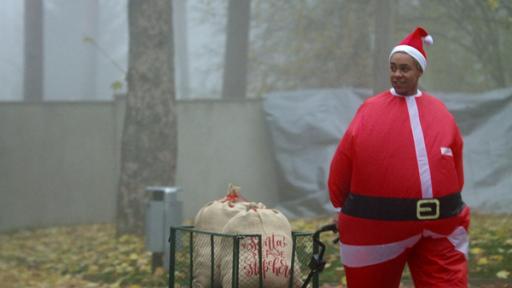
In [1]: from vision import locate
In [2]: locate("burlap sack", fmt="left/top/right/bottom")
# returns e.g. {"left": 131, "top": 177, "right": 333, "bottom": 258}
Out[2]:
{"left": 220, "top": 205, "right": 302, "bottom": 288}
{"left": 192, "top": 184, "right": 260, "bottom": 288}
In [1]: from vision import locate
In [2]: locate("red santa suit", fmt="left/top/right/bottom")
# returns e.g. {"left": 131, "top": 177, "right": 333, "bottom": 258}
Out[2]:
{"left": 328, "top": 87, "right": 469, "bottom": 287}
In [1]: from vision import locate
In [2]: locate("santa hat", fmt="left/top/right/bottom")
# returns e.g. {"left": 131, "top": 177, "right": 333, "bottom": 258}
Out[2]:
{"left": 389, "top": 27, "right": 433, "bottom": 71}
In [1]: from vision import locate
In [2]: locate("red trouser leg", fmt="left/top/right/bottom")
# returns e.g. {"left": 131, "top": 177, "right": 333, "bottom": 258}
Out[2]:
{"left": 408, "top": 236, "right": 468, "bottom": 288}
{"left": 344, "top": 251, "right": 408, "bottom": 288}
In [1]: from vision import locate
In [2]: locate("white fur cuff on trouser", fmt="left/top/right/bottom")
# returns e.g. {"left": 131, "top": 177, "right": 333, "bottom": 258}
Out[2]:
{"left": 339, "top": 226, "right": 468, "bottom": 268}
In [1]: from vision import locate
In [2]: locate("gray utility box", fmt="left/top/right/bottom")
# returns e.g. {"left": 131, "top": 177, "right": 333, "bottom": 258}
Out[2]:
{"left": 144, "top": 186, "right": 183, "bottom": 270}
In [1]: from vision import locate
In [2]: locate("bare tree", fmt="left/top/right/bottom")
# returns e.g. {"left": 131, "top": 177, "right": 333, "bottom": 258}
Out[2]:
{"left": 399, "top": 0, "right": 512, "bottom": 90}
{"left": 117, "top": 0, "right": 177, "bottom": 234}
{"left": 174, "top": 0, "right": 190, "bottom": 99}
{"left": 432, "top": 0, "right": 509, "bottom": 88}
{"left": 247, "top": 0, "right": 373, "bottom": 96}
{"left": 23, "top": 0, "right": 44, "bottom": 102}
{"left": 372, "top": 0, "right": 394, "bottom": 94}
{"left": 222, "top": 0, "right": 251, "bottom": 99}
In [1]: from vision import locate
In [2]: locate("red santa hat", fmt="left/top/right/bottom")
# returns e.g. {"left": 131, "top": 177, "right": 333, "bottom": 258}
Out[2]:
{"left": 389, "top": 27, "right": 433, "bottom": 71}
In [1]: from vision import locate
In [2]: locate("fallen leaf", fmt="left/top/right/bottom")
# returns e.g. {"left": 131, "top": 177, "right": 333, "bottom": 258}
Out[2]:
{"left": 496, "top": 270, "right": 510, "bottom": 279}
{"left": 489, "top": 254, "right": 503, "bottom": 262}
{"left": 477, "top": 257, "right": 489, "bottom": 265}
{"left": 470, "top": 247, "right": 484, "bottom": 255}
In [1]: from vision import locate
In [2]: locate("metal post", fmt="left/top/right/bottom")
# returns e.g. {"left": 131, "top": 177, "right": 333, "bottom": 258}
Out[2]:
{"left": 232, "top": 236, "right": 240, "bottom": 288}
{"left": 144, "top": 186, "right": 183, "bottom": 271}
{"left": 169, "top": 226, "right": 177, "bottom": 288}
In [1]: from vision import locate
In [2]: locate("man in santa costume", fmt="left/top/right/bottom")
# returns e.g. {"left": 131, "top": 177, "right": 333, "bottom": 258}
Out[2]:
{"left": 328, "top": 27, "right": 469, "bottom": 287}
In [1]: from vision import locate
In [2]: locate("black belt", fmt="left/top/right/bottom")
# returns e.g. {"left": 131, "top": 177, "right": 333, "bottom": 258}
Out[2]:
{"left": 342, "top": 192, "right": 464, "bottom": 221}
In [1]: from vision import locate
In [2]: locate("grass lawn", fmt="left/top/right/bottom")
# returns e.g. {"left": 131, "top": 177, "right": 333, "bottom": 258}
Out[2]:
{"left": 0, "top": 213, "right": 511, "bottom": 287}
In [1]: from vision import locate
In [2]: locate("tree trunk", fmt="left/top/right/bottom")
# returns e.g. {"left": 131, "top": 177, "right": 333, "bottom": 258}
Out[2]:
{"left": 83, "top": 0, "right": 99, "bottom": 99}
{"left": 116, "top": 0, "right": 176, "bottom": 235}
{"left": 24, "top": 0, "right": 44, "bottom": 102}
{"left": 372, "top": 0, "right": 393, "bottom": 94}
{"left": 174, "top": 0, "right": 190, "bottom": 99}
{"left": 222, "top": 0, "right": 251, "bottom": 99}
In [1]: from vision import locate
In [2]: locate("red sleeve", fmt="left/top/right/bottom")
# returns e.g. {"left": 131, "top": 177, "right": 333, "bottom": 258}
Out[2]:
{"left": 453, "top": 124, "right": 464, "bottom": 190}
{"left": 328, "top": 106, "right": 363, "bottom": 208}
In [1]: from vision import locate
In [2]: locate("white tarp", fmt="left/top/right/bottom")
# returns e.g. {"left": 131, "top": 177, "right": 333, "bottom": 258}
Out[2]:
{"left": 263, "top": 87, "right": 512, "bottom": 218}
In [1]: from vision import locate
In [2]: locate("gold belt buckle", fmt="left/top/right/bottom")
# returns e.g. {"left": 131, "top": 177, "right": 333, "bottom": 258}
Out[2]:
{"left": 417, "top": 199, "right": 440, "bottom": 220}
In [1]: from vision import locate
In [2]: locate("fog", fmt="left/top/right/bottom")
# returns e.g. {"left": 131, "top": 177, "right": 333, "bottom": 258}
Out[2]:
{"left": 1, "top": 0, "right": 512, "bottom": 233}
{"left": 2, "top": 0, "right": 512, "bottom": 102}
{"left": 0, "top": 0, "right": 226, "bottom": 101}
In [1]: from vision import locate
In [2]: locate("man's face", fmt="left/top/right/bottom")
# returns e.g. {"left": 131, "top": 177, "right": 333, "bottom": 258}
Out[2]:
{"left": 389, "top": 52, "right": 422, "bottom": 96}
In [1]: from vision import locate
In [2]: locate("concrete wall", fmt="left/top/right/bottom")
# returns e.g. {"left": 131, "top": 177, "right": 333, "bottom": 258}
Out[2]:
{"left": 0, "top": 98, "right": 279, "bottom": 232}
{"left": 175, "top": 99, "right": 279, "bottom": 221}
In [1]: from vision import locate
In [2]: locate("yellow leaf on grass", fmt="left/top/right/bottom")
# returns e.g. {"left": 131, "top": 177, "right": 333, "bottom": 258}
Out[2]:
{"left": 489, "top": 255, "right": 503, "bottom": 262}
{"left": 505, "top": 238, "right": 512, "bottom": 245}
{"left": 129, "top": 253, "right": 139, "bottom": 260}
{"left": 470, "top": 247, "right": 484, "bottom": 255}
{"left": 496, "top": 270, "right": 510, "bottom": 279}
{"left": 477, "top": 257, "right": 489, "bottom": 265}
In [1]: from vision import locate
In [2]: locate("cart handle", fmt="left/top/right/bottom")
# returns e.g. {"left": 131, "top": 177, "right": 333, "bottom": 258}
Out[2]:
{"left": 301, "top": 223, "right": 338, "bottom": 288}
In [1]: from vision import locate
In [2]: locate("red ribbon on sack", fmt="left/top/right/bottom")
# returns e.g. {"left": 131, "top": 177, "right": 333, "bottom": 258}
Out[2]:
{"left": 220, "top": 184, "right": 248, "bottom": 206}
{"left": 224, "top": 193, "right": 239, "bottom": 202}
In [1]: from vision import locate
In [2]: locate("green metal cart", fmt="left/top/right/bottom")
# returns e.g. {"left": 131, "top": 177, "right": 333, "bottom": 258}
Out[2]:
{"left": 168, "top": 225, "right": 332, "bottom": 288}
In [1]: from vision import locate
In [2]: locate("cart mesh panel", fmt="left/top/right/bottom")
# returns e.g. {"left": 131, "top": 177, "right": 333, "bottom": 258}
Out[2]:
{"left": 169, "top": 226, "right": 315, "bottom": 288}
{"left": 291, "top": 232, "right": 316, "bottom": 288}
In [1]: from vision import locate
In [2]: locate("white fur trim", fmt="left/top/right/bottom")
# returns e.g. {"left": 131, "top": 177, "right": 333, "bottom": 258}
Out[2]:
{"left": 405, "top": 96, "right": 433, "bottom": 198}
{"left": 390, "top": 45, "right": 427, "bottom": 71}
{"left": 422, "top": 227, "right": 469, "bottom": 258}
{"left": 390, "top": 88, "right": 422, "bottom": 97}
{"left": 340, "top": 226, "right": 469, "bottom": 268}
{"left": 340, "top": 234, "right": 421, "bottom": 267}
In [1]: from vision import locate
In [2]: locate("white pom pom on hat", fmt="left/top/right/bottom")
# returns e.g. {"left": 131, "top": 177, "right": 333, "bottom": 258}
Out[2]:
{"left": 423, "top": 34, "right": 433, "bottom": 46}
{"left": 389, "top": 27, "right": 433, "bottom": 71}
